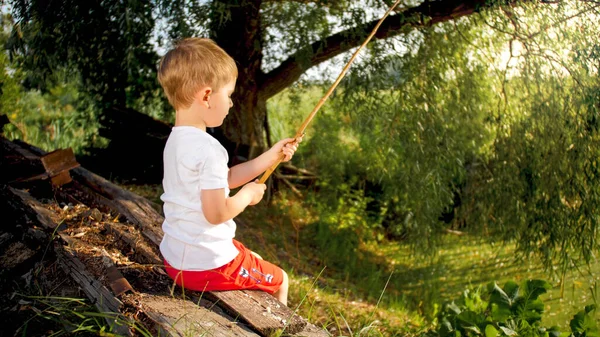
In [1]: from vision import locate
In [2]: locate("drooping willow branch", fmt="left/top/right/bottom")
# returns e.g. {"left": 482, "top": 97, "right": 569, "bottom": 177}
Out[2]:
{"left": 258, "top": 0, "right": 403, "bottom": 184}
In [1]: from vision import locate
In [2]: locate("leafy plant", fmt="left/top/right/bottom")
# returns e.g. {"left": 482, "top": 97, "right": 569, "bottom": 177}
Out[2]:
{"left": 432, "top": 279, "right": 597, "bottom": 337}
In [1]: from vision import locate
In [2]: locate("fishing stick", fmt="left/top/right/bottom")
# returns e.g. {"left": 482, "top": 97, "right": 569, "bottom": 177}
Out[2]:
{"left": 258, "top": 0, "right": 402, "bottom": 184}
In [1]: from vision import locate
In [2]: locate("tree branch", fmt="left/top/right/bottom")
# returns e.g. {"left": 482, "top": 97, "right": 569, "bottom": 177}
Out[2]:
{"left": 259, "top": 0, "right": 522, "bottom": 100}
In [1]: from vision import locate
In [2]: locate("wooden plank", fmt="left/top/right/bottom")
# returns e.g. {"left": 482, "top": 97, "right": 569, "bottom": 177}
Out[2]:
{"left": 1, "top": 139, "right": 79, "bottom": 187}
{"left": 6, "top": 187, "right": 61, "bottom": 230}
{"left": 54, "top": 243, "right": 132, "bottom": 336}
{"left": 69, "top": 167, "right": 164, "bottom": 247}
{"left": 208, "top": 290, "right": 307, "bottom": 335}
{"left": 141, "top": 294, "right": 259, "bottom": 337}
{"left": 0, "top": 137, "right": 47, "bottom": 184}
{"left": 3, "top": 186, "right": 132, "bottom": 336}
{"left": 41, "top": 148, "right": 80, "bottom": 177}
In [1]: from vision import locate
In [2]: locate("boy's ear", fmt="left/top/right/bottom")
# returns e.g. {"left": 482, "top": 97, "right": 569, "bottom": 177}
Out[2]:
{"left": 196, "top": 87, "right": 212, "bottom": 107}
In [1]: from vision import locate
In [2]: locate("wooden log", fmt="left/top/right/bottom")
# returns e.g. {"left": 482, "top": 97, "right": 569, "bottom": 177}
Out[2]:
{"left": 69, "top": 167, "right": 164, "bottom": 247}
{"left": 0, "top": 137, "right": 47, "bottom": 185}
{"left": 99, "top": 248, "right": 134, "bottom": 297}
{"left": 208, "top": 290, "right": 307, "bottom": 335}
{"left": 0, "top": 241, "right": 37, "bottom": 271}
{"left": 5, "top": 187, "right": 62, "bottom": 230}
{"left": 291, "top": 323, "right": 331, "bottom": 337}
{"left": 3, "top": 186, "right": 131, "bottom": 336}
{"left": 4, "top": 138, "right": 328, "bottom": 337}
{"left": 54, "top": 242, "right": 132, "bottom": 336}
{"left": 1, "top": 138, "right": 79, "bottom": 187}
{"left": 104, "top": 222, "right": 162, "bottom": 266}
{"left": 141, "top": 294, "right": 259, "bottom": 337}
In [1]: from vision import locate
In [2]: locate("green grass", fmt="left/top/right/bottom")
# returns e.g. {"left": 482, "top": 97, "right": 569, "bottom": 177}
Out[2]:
{"left": 20, "top": 182, "right": 597, "bottom": 336}
{"left": 234, "top": 190, "right": 599, "bottom": 335}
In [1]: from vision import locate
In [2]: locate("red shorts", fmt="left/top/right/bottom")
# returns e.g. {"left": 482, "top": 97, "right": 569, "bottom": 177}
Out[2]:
{"left": 163, "top": 239, "right": 284, "bottom": 294}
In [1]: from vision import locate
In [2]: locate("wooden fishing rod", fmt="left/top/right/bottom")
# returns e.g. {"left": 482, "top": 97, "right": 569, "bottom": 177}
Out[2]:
{"left": 258, "top": 0, "right": 402, "bottom": 184}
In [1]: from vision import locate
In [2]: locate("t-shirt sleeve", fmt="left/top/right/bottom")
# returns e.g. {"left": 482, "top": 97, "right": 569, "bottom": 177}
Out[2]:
{"left": 198, "top": 147, "right": 229, "bottom": 190}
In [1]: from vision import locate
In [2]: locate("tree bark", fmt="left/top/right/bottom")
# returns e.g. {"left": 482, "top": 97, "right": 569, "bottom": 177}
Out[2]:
{"left": 210, "top": 0, "right": 267, "bottom": 158}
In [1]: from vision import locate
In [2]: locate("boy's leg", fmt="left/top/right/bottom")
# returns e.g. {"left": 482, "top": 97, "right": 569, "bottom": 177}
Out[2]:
{"left": 273, "top": 269, "right": 289, "bottom": 306}
{"left": 250, "top": 250, "right": 263, "bottom": 260}
{"left": 249, "top": 249, "right": 288, "bottom": 305}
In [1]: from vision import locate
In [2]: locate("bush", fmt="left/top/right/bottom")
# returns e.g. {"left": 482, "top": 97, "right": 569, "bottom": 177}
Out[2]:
{"left": 430, "top": 279, "right": 597, "bottom": 337}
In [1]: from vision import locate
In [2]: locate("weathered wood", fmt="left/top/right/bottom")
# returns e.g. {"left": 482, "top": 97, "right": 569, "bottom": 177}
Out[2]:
{"left": 142, "top": 294, "right": 259, "bottom": 337}
{"left": 100, "top": 248, "right": 134, "bottom": 297}
{"left": 0, "top": 241, "right": 36, "bottom": 271}
{"left": 0, "top": 137, "right": 47, "bottom": 184}
{"left": 3, "top": 186, "right": 132, "bottom": 336}
{"left": 69, "top": 167, "right": 164, "bottom": 247}
{"left": 40, "top": 148, "right": 80, "bottom": 186}
{"left": 104, "top": 222, "right": 162, "bottom": 265}
{"left": 54, "top": 242, "right": 132, "bottom": 336}
{"left": 208, "top": 290, "right": 307, "bottom": 335}
{"left": 7, "top": 187, "right": 61, "bottom": 230}
{"left": 3, "top": 138, "right": 328, "bottom": 337}
{"left": 1, "top": 138, "right": 79, "bottom": 186}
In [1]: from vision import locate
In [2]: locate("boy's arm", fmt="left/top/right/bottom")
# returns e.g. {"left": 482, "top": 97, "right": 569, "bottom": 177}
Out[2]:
{"left": 228, "top": 137, "right": 300, "bottom": 189}
{"left": 202, "top": 182, "right": 266, "bottom": 224}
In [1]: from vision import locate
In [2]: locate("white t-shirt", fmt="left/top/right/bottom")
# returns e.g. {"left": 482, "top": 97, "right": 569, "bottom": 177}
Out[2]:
{"left": 159, "top": 126, "right": 239, "bottom": 271}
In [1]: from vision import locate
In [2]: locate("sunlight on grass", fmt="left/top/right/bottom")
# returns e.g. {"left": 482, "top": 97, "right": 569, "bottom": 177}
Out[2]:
{"left": 118, "top": 184, "right": 598, "bottom": 335}
{"left": 236, "top": 190, "right": 599, "bottom": 334}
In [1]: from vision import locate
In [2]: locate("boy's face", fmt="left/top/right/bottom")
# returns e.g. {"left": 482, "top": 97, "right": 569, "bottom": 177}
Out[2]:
{"left": 205, "top": 79, "right": 236, "bottom": 128}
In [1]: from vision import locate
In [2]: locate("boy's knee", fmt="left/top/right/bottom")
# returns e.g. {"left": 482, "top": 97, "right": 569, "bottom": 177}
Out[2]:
{"left": 281, "top": 269, "right": 289, "bottom": 287}
{"left": 250, "top": 251, "right": 263, "bottom": 260}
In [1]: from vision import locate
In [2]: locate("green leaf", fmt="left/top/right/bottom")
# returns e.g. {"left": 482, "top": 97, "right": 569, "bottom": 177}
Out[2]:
{"left": 486, "top": 325, "right": 499, "bottom": 337}
{"left": 546, "top": 326, "right": 561, "bottom": 337}
{"left": 570, "top": 306, "right": 599, "bottom": 337}
{"left": 521, "top": 280, "right": 551, "bottom": 302}
{"left": 499, "top": 326, "right": 518, "bottom": 336}
{"left": 504, "top": 281, "right": 521, "bottom": 302}
{"left": 489, "top": 282, "right": 513, "bottom": 322}
{"left": 457, "top": 310, "right": 486, "bottom": 334}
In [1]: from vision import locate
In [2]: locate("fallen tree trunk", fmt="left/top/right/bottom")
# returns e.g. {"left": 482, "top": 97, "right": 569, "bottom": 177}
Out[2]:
{"left": 4, "top": 186, "right": 132, "bottom": 336}
{"left": 1, "top": 136, "right": 328, "bottom": 337}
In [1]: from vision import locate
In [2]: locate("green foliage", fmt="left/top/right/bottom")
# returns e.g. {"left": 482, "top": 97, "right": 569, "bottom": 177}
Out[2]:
{"left": 570, "top": 305, "right": 599, "bottom": 337}
{"left": 0, "top": 15, "right": 22, "bottom": 118}
{"left": 277, "top": 2, "right": 600, "bottom": 271}
{"left": 3, "top": 74, "right": 105, "bottom": 153}
{"left": 433, "top": 280, "right": 595, "bottom": 337}
{"left": 457, "top": 3, "right": 600, "bottom": 270}
{"left": 302, "top": 18, "right": 497, "bottom": 252}
{"left": 8, "top": 0, "right": 159, "bottom": 108}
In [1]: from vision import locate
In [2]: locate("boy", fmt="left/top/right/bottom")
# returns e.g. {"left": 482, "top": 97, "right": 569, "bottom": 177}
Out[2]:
{"left": 157, "top": 38, "right": 299, "bottom": 305}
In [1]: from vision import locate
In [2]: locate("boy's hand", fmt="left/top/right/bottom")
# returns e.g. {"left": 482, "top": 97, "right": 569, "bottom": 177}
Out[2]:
{"left": 242, "top": 180, "right": 267, "bottom": 205}
{"left": 270, "top": 135, "right": 303, "bottom": 163}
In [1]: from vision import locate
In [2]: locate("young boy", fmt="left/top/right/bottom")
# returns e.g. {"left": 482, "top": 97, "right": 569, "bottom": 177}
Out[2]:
{"left": 157, "top": 38, "right": 299, "bottom": 305}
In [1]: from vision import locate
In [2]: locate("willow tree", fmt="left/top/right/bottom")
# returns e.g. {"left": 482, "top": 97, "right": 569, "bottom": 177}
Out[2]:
{"left": 8, "top": 0, "right": 527, "bottom": 159}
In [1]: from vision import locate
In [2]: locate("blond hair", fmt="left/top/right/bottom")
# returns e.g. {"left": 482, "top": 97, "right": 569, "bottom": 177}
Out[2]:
{"left": 158, "top": 38, "right": 238, "bottom": 110}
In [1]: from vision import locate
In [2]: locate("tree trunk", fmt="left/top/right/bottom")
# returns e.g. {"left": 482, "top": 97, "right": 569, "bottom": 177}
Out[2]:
{"left": 209, "top": 0, "right": 266, "bottom": 160}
